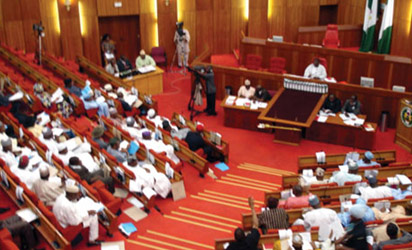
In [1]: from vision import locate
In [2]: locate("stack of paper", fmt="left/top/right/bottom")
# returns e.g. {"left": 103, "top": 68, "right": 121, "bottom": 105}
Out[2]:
{"left": 37, "top": 112, "right": 50, "bottom": 126}
{"left": 317, "top": 115, "right": 328, "bottom": 123}
{"left": 315, "top": 151, "right": 326, "bottom": 164}
{"left": 235, "top": 97, "right": 247, "bottom": 106}
{"left": 258, "top": 102, "right": 268, "bottom": 109}
{"left": 396, "top": 174, "right": 412, "bottom": 185}
{"left": 138, "top": 66, "right": 156, "bottom": 74}
{"left": 16, "top": 208, "right": 39, "bottom": 223}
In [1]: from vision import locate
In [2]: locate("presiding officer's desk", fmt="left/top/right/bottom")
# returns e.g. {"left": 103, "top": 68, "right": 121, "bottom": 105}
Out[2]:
{"left": 121, "top": 67, "right": 164, "bottom": 95}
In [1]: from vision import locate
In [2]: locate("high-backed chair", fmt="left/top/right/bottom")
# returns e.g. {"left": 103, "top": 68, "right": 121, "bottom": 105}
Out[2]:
{"left": 244, "top": 54, "right": 262, "bottom": 70}
{"left": 151, "top": 47, "right": 167, "bottom": 68}
{"left": 268, "top": 57, "right": 286, "bottom": 74}
{"left": 322, "top": 24, "right": 340, "bottom": 48}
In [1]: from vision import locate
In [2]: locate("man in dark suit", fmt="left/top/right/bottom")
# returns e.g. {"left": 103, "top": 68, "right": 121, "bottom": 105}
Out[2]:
{"left": 322, "top": 94, "right": 341, "bottom": 113}
{"left": 117, "top": 55, "right": 133, "bottom": 73}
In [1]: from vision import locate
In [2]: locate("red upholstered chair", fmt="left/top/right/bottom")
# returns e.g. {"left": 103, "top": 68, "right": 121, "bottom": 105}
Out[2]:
{"left": 318, "top": 57, "right": 328, "bottom": 72}
{"left": 268, "top": 57, "right": 286, "bottom": 74}
{"left": 244, "top": 54, "right": 262, "bottom": 70}
{"left": 96, "top": 187, "right": 122, "bottom": 215}
{"left": 383, "top": 242, "right": 412, "bottom": 249}
{"left": 151, "top": 47, "right": 167, "bottom": 68}
{"left": 0, "top": 229, "right": 19, "bottom": 250}
{"left": 322, "top": 24, "right": 340, "bottom": 48}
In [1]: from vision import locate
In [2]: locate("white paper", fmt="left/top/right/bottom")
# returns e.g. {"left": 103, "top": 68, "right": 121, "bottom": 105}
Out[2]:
{"left": 315, "top": 151, "right": 326, "bottom": 163}
{"left": 165, "top": 162, "right": 174, "bottom": 179}
{"left": 78, "top": 197, "right": 105, "bottom": 212}
{"left": 127, "top": 196, "right": 144, "bottom": 208}
{"left": 278, "top": 229, "right": 293, "bottom": 240}
{"left": 302, "top": 169, "right": 313, "bottom": 177}
{"left": 257, "top": 102, "right": 268, "bottom": 109}
{"left": 138, "top": 65, "right": 156, "bottom": 74}
{"left": 235, "top": 98, "right": 247, "bottom": 106}
{"left": 124, "top": 94, "right": 138, "bottom": 106}
{"left": 387, "top": 177, "right": 399, "bottom": 185}
{"left": 396, "top": 174, "right": 412, "bottom": 185}
{"left": 8, "top": 91, "right": 23, "bottom": 101}
{"left": 317, "top": 115, "right": 328, "bottom": 123}
{"left": 16, "top": 208, "right": 39, "bottom": 223}
{"left": 37, "top": 112, "right": 51, "bottom": 126}
{"left": 96, "top": 96, "right": 106, "bottom": 104}
{"left": 250, "top": 102, "right": 258, "bottom": 110}
{"left": 143, "top": 187, "right": 156, "bottom": 199}
{"left": 16, "top": 186, "right": 24, "bottom": 201}
{"left": 178, "top": 115, "right": 186, "bottom": 126}
{"left": 129, "top": 179, "right": 142, "bottom": 193}
{"left": 338, "top": 165, "right": 349, "bottom": 173}
{"left": 52, "top": 128, "right": 64, "bottom": 136}
{"left": 225, "top": 95, "right": 236, "bottom": 105}
{"left": 119, "top": 140, "right": 129, "bottom": 150}
{"left": 101, "top": 245, "right": 120, "bottom": 250}
{"left": 63, "top": 137, "right": 82, "bottom": 152}
{"left": 50, "top": 88, "right": 64, "bottom": 103}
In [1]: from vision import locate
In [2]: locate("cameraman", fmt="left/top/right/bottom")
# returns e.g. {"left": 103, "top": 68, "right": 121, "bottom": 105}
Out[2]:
{"left": 174, "top": 22, "right": 190, "bottom": 68}
{"left": 198, "top": 66, "right": 217, "bottom": 116}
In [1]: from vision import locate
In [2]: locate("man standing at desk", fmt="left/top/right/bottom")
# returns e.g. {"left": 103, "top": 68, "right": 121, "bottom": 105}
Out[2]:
{"left": 342, "top": 95, "right": 361, "bottom": 115}
{"left": 135, "top": 50, "right": 156, "bottom": 69}
{"left": 304, "top": 58, "right": 327, "bottom": 80}
{"left": 238, "top": 79, "right": 255, "bottom": 99}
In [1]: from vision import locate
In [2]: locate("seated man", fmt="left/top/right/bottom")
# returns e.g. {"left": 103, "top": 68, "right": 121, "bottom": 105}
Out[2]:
{"left": 33, "top": 83, "right": 52, "bottom": 108}
{"left": 122, "top": 117, "right": 144, "bottom": 141}
{"left": 0, "top": 213, "right": 38, "bottom": 250}
{"left": 11, "top": 156, "right": 40, "bottom": 190}
{"left": 108, "top": 107, "right": 124, "bottom": 127}
{"left": 91, "top": 126, "right": 108, "bottom": 150}
{"left": 10, "top": 101, "right": 39, "bottom": 128}
{"left": 299, "top": 167, "right": 329, "bottom": 187}
{"left": 335, "top": 204, "right": 369, "bottom": 250}
{"left": 68, "top": 157, "right": 114, "bottom": 193}
{"left": 258, "top": 197, "right": 289, "bottom": 233}
{"left": 162, "top": 120, "right": 190, "bottom": 140}
{"left": 358, "top": 175, "right": 393, "bottom": 202}
{"left": 116, "top": 87, "right": 143, "bottom": 110}
{"left": 117, "top": 55, "right": 133, "bottom": 73}
{"left": 338, "top": 198, "right": 376, "bottom": 228}
{"left": 140, "top": 130, "right": 180, "bottom": 164}
{"left": 81, "top": 88, "right": 110, "bottom": 117}
{"left": 53, "top": 185, "right": 104, "bottom": 246}
{"left": 357, "top": 151, "right": 380, "bottom": 167}
{"left": 284, "top": 184, "right": 310, "bottom": 209}
{"left": 0, "top": 138, "right": 19, "bottom": 168}
{"left": 342, "top": 95, "right": 361, "bottom": 115}
{"left": 254, "top": 85, "right": 271, "bottom": 102}
{"left": 237, "top": 79, "right": 255, "bottom": 99}
{"left": 227, "top": 197, "right": 260, "bottom": 250}
{"left": 32, "top": 166, "right": 65, "bottom": 206}
{"left": 184, "top": 124, "right": 217, "bottom": 162}
{"left": 64, "top": 78, "right": 82, "bottom": 97}
{"left": 135, "top": 50, "right": 156, "bottom": 69}
{"left": 146, "top": 108, "right": 176, "bottom": 130}
{"left": 374, "top": 223, "right": 412, "bottom": 250}
{"left": 107, "top": 137, "right": 128, "bottom": 163}
{"left": 105, "top": 59, "right": 119, "bottom": 76}
{"left": 304, "top": 58, "right": 327, "bottom": 80}
{"left": 303, "top": 195, "right": 345, "bottom": 241}
{"left": 322, "top": 94, "right": 341, "bottom": 113}
{"left": 329, "top": 160, "right": 362, "bottom": 186}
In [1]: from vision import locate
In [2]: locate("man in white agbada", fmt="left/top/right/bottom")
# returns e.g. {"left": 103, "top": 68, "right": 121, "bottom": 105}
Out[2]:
{"left": 174, "top": 22, "right": 190, "bottom": 68}
{"left": 53, "top": 185, "right": 103, "bottom": 246}
{"left": 57, "top": 144, "right": 100, "bottom": 173}
{"left": 123, "top": 155, "right": 171, "bottom": 199}
{"left": 304, "top": 58, "right": 327, "bottom": 80}
{"left": 122, "top": 117, "right": 144, "bottom": 141}
{"left": 303, "top": 195, "right": 345, "bottom": 241}
{"left": 140, "top": 130, "right": 180, "bottom": 164}
{"left": 358, "top": 176, "right": 394, "bottom": 202}
{"left": 39, "top": 127, "right": 60, "bottom": 154}
{"left": 0, "top": 138, "right": 19, "bottom": 168}
{"left": 146, "top": 108, "right": 177, "bottom": 131}
{"left": 329, "top": 160, "right": 362, "bottom": 186}
{"left": 32, "top": 166, "right": 65, "bottom": 206}
{"left": 11, "top": 155, "right": 40, "bottom": 190}
{"left": 0, "top": 121, "right": 19, "bottom": 151}
{"left": 299, "top": 167, "right": 329, "bottom": 187}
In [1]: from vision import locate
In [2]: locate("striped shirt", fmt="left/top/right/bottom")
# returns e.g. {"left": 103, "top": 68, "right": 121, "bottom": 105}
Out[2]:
{"left": 258, "top": 208, "right": 289, "bottom": 229}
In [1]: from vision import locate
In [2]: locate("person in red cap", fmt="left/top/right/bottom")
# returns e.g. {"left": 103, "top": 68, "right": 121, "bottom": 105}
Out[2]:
{"left": 12, "top": 155, "right": 40, "bottom": 189}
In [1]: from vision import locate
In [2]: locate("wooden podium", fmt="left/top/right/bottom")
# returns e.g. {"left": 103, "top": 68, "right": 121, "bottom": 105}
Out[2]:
{"left": 395, "top": 99, "right": 412, "bottom": 153}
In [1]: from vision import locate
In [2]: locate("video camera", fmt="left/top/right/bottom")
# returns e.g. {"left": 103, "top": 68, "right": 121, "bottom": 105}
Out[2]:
{"left": 32, "top": 22, "right": 44, "bottom": 36}
{"left": 187, "top": 65, "right": 205, "bottom": 80}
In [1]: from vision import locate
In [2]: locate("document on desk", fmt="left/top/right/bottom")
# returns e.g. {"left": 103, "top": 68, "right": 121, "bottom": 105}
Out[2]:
{"left": 235, "top": 97, "right": 247, "bottom": 106}
{"left": 258, "top": 102, "right": 268, "bottom": 109}
{"left": 317, "top": 115, "right": 328, "bottom": 123}
{"left": 138, "top": 66, "right": 156, "bottom": 74}
{"left": 225, "top": 95, "right": 236, "bottom": 105}
{"left": 250, "top": 102, "right": 258, "bottom": 110}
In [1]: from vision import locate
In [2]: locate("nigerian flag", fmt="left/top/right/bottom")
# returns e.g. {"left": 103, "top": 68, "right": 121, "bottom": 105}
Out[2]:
{"left": 377, "top": 0, "right": 394, "bottom": 54}
{"left": 359, "top": 0, "right": 378, "bottom": 52}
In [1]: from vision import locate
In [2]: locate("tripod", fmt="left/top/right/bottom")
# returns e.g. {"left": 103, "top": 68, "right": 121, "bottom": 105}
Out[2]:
{"left": 188, "top": 78, "right": 203, "bottom": 121}
{"left": 169, "top": 48, "right": 187, "bottom": 75}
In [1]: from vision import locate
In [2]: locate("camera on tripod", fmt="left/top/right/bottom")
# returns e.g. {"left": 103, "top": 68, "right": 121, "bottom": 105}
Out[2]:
{"left": 187, "top": 65, "right": 205, "bottom": 82}
{"left": 33, "top": 22, "right": 45, "bottom": 36}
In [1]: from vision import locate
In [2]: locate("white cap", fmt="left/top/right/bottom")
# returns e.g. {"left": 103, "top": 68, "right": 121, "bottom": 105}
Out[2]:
{"left": 65, "top": 185, "right": 79, "bottom": 194}
{"left": 57, "top": 143, "right": 67, "bottom": 152}
{"left": 244, "top": 79, "right": 251, "bottom": 86}
{"left": 104, "top": 83, "right": 113, "bottom": 92}
{"left": 349, "top": 204, "right": 367, "bottom": 219}
{"left": 140, "top": 50, "right": 146, "bottom": 56}
{"left": 147, "top": 108, "right": 156, "bottom": 118}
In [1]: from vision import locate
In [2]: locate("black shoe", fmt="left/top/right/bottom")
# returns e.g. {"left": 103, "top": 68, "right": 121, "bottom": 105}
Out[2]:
{"left": 177, "top": 65, "right": 182, "bottom": 68}
{"left": 0, "top": 207, "right": 10, "bottom": 214}
{"left": 87, "top": 240, "right": 103, "bottom": 247}
{"left": 203, "top": 108, "right": 209, "bottom": 112}
{"left": 211, "top": 112, "right": 217, "bottom": 116}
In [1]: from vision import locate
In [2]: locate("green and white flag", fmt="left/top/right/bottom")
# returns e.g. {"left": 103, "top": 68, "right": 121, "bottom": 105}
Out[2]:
{"left": 359, "top": 0, "right": 378, "bottom": 52}
{"left": 377, "top": 0, "right": 394, "bottom": 54}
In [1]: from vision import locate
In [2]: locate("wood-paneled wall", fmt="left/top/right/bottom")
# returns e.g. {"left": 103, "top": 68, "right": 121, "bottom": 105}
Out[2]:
{"left": 0, "top": 0, "right": 412, "bottom": 66}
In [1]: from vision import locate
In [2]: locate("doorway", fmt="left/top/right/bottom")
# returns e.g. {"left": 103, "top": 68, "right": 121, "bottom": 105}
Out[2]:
{"left": 98, "top": 15, "right": 141, "bottom": 66}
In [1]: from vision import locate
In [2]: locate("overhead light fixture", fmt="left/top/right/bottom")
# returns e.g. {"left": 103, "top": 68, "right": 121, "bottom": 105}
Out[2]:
{"left": 64, "top": 0, "right": 71, "bottom": 11}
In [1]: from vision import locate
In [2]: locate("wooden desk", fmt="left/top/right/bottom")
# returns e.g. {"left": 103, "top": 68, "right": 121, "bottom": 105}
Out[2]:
{"left": 395, "top": 99, "right": 412, "bottom": 153}
{"left": 220, "top": 96, "right": 265, "bottom": 131}
{"left": 306, "top": 113, "right": 377, "bottom": 150}
{"left": 121, "top": 67, "right": 164, "bottom": 95}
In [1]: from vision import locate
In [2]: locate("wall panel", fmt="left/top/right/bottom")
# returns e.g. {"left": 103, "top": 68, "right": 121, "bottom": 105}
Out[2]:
{"left": 80, "top": 0, "right": 100, "bottom": 64}
{"left": 248, "top": 0, "right": 268, "bottom": 38}
{"left": 230, "top": 0, "right": 247, "bottom": 51}
{"left": 157, "top": 0, "right": 177, "bottom": 64}
{"left": 196, "top": 0, "right": 213, "bottom": 57}
{"left": 212, "top": 0, "right": 231, "bottom": 54}
{"left": 20, "top": 0, "right": 41, "bottom": 53}
{"left": 58, "top": 0, "right": 83, "bottom": 60}
{"left": 97, "top": 0, "right": 139, "bottom": 17}
{"left": 2, "top": 0, "right": 25, "bottom": 50}
{"left": 39, "top": 0, "right": 62, "bottom": 57}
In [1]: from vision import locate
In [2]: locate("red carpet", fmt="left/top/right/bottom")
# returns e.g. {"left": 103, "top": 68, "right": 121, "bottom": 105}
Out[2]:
{"left": 1, "top": 56, "right": 412, "bottom": 249}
